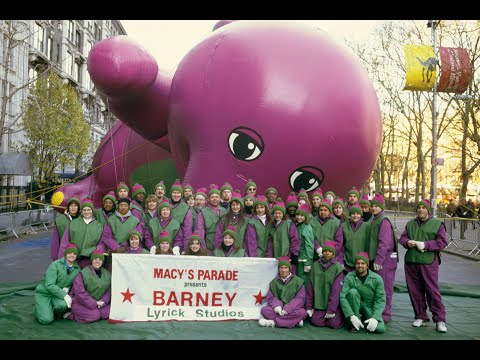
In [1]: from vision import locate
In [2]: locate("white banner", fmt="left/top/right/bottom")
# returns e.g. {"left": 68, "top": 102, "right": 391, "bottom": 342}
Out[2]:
{"left": 109, "top": 254, "right": 278, "bottom": 322}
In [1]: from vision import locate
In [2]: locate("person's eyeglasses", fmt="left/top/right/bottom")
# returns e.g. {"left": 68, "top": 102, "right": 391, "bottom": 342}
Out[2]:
{"left": 248, "top": 188, "right": 256, "bottom": 191}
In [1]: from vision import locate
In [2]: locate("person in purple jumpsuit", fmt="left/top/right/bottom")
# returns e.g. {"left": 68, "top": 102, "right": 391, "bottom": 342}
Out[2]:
{"left": 398, "top": 198, "right": 448, "bottom": 333}
{"left": 259, "top": 257, "right": 307, "bottom": 328}
{"left": 306, "top": 241, "right": 345, "bottom": 329}
{"left": 66, "top": 249, "right": 111, "bottom": 323}
{"left": 367, "top": 193, "right": 398, "bottom": 323}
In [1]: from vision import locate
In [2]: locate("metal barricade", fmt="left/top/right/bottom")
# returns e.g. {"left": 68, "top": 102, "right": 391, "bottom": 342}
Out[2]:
{"left": 0, "top": 208, "right": 55, "bottom": 241}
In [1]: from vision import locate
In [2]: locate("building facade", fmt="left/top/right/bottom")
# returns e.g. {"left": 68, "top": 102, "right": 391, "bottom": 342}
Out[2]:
{"left": 0, "top": 20, "right": 126, "bottom": 208}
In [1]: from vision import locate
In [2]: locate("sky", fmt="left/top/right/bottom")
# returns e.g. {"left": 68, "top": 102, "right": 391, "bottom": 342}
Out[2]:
{"left": 121, "top": 20, "right": 386, "bottom": 72}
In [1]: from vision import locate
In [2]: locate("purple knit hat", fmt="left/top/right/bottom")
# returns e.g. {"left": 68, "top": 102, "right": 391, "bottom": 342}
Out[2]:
{"left": 370, "top": 193, "right": 385, "bottom": 210}
{"left": 285, "top": 192, "right": 299, "bottom": 208}
{"left": 354, "top": 252, "right": 369, "bottom": 265}
{"left": 296, "top": 202, "right": 311, "bottom": 218}
{"left": 170, "top": 179, "right": 183, "bottom": 195}
{"left": 223, "top": 225, "right": 237, "bottom": 241}
{"left": 359, "top": 194, "right": 370, "bottom": 206}
{"left": 195, "top": 187, "right": 208, "bottom": 199}
{"left": 417, "top": 198, "right": 431, "bottom": 214}
{"left": 132, "top": 183, "right": 146, "bottom": 198}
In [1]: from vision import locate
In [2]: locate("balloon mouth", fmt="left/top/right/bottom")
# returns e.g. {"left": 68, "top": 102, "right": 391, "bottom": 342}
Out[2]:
{"left": 51, "top": 191, "right": 65, "bottom": 206}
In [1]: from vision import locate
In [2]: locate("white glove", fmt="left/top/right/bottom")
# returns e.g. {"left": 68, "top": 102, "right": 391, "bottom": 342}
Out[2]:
{"left": 324, "top": 312, "right": 335, "bottom": 319}
{"left": 64, "top": 294, "right": 72, "bottom": 308}
{"left": 373, "top": 263, "right": 382, "bottom": 271}
{"left": 304, "top": 265, "right": 311, "bottom": 273}
{"left": 316, "top": 247, "right": 323, "bottom": 256}
{"left": 280, "top": 309, "right": 288, "bottom": 316}
{"left": 306, "top": 309, "right": 313, "bottom": 317}
{"left": 416, "top": 241, "right": 426, "bottom": 251}
{"left": 274, "top": 306, "right": 283, "bottom": 315}
{"left": 96, "top": 300, "right": 105, "bottom": 308}
{"left": 350, "top": 315, "right": 364, "bottom": 330}
{"left": 150, "top": 246, "right": 157, "bottom": 255}
{"left": 365, "top": 317, "right": 379, "bottom": 332}
{"left": 62, "top": 287, "right": 69, "bottom": 294}
{"left": 172, "top": 246, "right": 180, "bottom": 255}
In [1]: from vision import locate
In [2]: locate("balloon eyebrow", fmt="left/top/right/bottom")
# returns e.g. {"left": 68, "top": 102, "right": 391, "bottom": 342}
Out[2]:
{"left": 230, "top": 126, "right": 264, "bottom": 149}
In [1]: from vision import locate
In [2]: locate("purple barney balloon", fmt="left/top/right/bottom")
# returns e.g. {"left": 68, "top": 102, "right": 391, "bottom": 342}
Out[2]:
{"left": 53, "top": 20, "right": 382, "bottom": 209}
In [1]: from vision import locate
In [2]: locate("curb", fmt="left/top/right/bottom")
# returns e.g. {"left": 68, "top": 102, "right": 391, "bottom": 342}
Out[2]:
{"left": 444, "top": 248, "right": 480, "bottom": 262}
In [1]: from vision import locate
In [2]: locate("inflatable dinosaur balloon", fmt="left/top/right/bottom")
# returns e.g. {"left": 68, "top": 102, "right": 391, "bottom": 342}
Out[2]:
{"left": 52, "top": 20, "right": 382, "bottom": 209}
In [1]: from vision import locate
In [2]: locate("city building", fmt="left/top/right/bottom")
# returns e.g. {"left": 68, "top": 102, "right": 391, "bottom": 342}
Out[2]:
{"left": 0, "top": 20, "right": 126, "bottom": 210}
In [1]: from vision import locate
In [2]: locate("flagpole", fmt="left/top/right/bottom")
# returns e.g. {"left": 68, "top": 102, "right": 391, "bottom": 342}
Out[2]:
{"left": 430, "top": 20, "right": 439, "bottom": 217}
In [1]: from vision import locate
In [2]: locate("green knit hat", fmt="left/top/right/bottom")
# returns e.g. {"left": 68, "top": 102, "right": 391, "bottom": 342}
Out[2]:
{"left": 417, "top": 198, "right": 431, "bottom": 214}
{"left": 63, "top": 243, "right": 78, "bottom": 257}
{"left": 208, "top": 184, "right": 221, "bottom": 197}
{"left": 285, "top": 192, "right": 299, "bottom": 209}
{"left": 243, "top": 194, "right": 255, "bottom": 205}
{"left": 359, "top": 194, "right": 370, "bottom": 206}
{"left": 183, "top": 183, "right": 193, "bottom": 194}
{"left": 158, "top": 230, "right": 172, "bottom": 244}
{"left": 319, "top": 198, "right": 333, "bottom": 212}
{"left": 322, "top": 240, "right": 336, "bottom": 255}
{"left": 271, "top": 198, "right": 286, "bottom": 215}
{"left": 244, "top": 179, "right": 257, "bottom": 193}
{"left": 254, "top": 195, "right": 268, "bottom": 209}
{"left": 354, "top": 252, "right": 369, "bottom": 265}
{"left": 230, "top": 190, "right": 244, "bottom": 207}
{"left": 324, "top": 191, "right": 336, "bottom": 199}
{"left": 349, "top": 202, "right": 362, "bottom": 215}
{"left": 170, "top": 179, "right": 183, "bottom": 196}
{"left": 132, "top": 183, "right": 146, "bottom": 198}
{"left": 155, "top": 180, "right": 166, "bottom": 192}
{"left": 348, "top": 186, "right": 360, "bottom": 198}
{"left": 90, "top": 249, "right": 105, "bottom": 262}
{"left": 220, "top": 182, "right": 233, "bottom": 194}
{"left": 370, "top": 193, "right": 385, "bottom": 210}
{"left": 295, "top": 203, "right": 311, "bottom": 218}
{"left": 128, "top": 229, "right": 143, "bottom": 241}
{"left": 297, "top": 188, "right": 309, "bottom": 201}
{"left": 223, "top": 225, "right": 237, "bottom": 241}
{"left": 116, "top": 182, "right": 129, "bottom": 195}
{"left": 103, "top": 191, "right": 116, "bottom": 204}
{"left": 81, "top": 196, "right": 94, "bottom": 211}
{"left": 195, "top": 187, "right": 208, "bottom": 199}
{"left": 189, "top": 231, "right": 202, "bottom": 243}
{"left": 158, "top": 199, "right": 171, "bottom": 212}
{"left": 277, "top": 256, "right": 291, "bottom": 270}
{"left": 332, "top": 198, "right": 345, "bottom": 210}
{"left": 311, "top": 188, "right": 324, "bottom": 200}
{"left": 265, "top": 187, "right": 278, "bottom": 195}
{"left": 67, "top": 197, "right": 81, "bottom": 209}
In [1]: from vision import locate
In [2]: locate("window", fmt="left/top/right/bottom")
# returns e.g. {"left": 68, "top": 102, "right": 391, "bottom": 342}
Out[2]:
{"left": 68, "top": 20, "right": 74, "bottom": 42}
{"left": 75, "top": 30, "right": 81, "bottom": 49}
{"left": 56, "top": 44, "right": 61, "bottom": 63}
{"left": 84, "top": 40, "right": 92, "bottom": 58}
{"left": 85, "top": 69, "right": 93, "bottom": 91}
{"left": 94, "top": 22, "right": 100, "bottom": 41}
{"left": 48, "top": 36, "right": 53, "bottom": 60}
{"left": 34, "top": 22, "right": 44, "bottom": 52}
{"left": 28, "top": 67, "right": 38, "bottom": 87}
{"left": 73, "top": 61, "right": 80, "bottom": 83}
{"left": 66, "top": 51, "right": 74, "bottom": 77}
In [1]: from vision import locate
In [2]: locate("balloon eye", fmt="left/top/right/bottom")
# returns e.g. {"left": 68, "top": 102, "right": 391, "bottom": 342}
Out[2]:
{"left": 228, "top": 127, "right": 264, "bottom": 161}
{"left": 289, "top": 166, "right": 324, "bottom": 192}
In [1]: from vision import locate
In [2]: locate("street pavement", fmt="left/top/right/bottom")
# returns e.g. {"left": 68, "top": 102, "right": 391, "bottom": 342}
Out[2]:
{"left": 0, "top": 229, "right": 479, "bottom": 285}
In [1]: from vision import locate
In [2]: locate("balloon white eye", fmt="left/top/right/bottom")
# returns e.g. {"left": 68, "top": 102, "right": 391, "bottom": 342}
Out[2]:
{"left": 289, "top": 166, "right": 324, "bottom": 192}
{"left": 228, "top": 127, "right": 264, "bottom": 162}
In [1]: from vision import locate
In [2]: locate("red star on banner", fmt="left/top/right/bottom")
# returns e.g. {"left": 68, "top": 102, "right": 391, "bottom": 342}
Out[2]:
{"left": 121, "top": 288, "right": 135, "bottom": 303}
{"left": 253, "top": 290, "right": 266, "bottom": 305}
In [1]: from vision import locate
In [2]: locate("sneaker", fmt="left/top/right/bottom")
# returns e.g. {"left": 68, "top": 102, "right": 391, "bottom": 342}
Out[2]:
{"left": 348, "top": 326, "right": 359, "bottom": 333}
{"left": 436, "top": 321, "right": 447, "bottom": 333}
{"left": 296, "top": 320, "right": 304, "bottom": 328}
{"left": 62, "top": 312, "right": 72, "bottom": 319}
{"left": 412, "top": 319, "right": 428, "bottom": 327}
{"left": 259, "top": 319, "right": 275, "bottom": 327}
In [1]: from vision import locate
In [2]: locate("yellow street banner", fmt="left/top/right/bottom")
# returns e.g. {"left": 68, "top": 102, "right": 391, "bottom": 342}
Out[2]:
{"left": 404, "top": 45, "right": 437, "bottom": 91}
